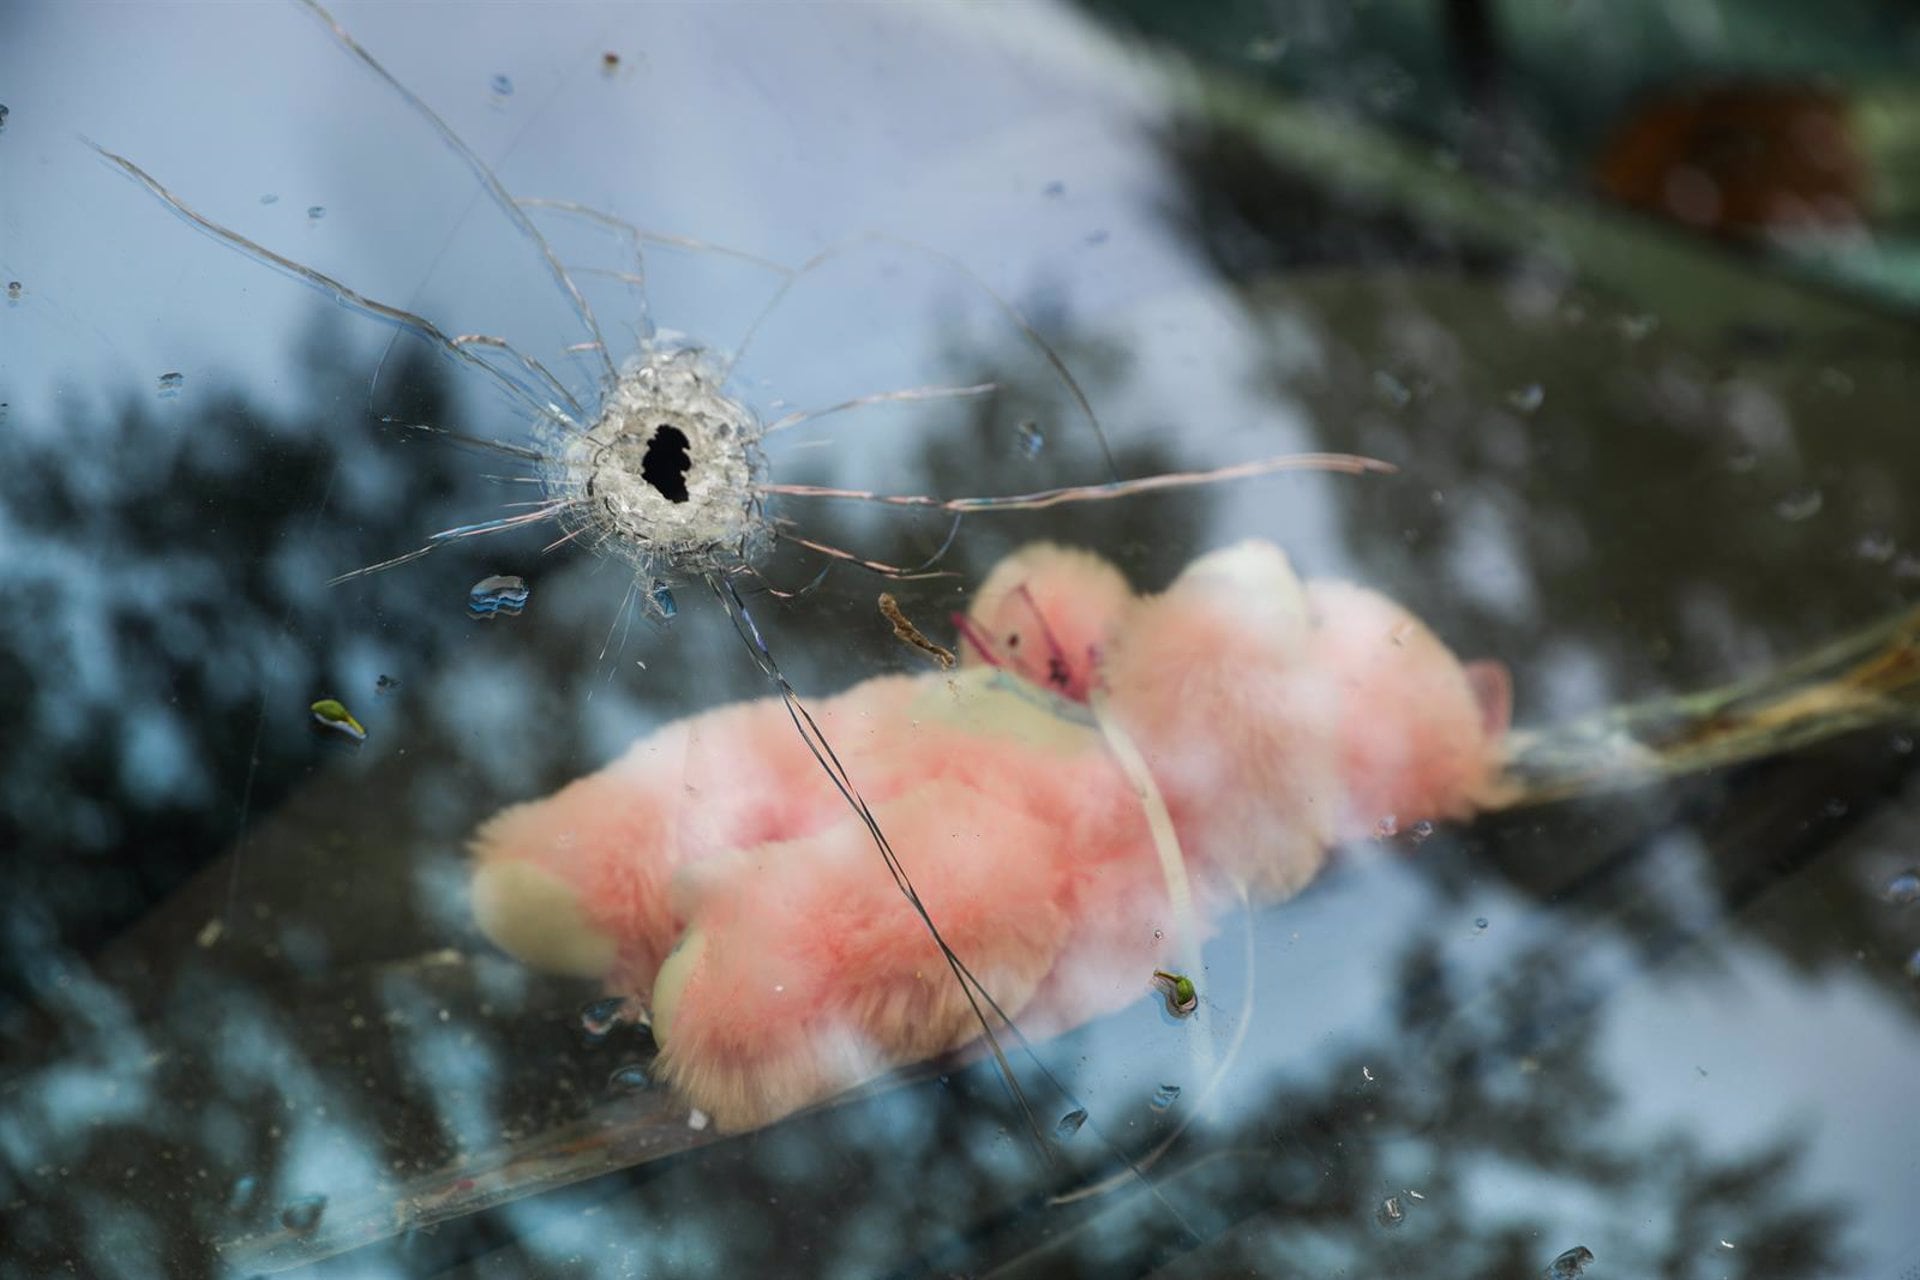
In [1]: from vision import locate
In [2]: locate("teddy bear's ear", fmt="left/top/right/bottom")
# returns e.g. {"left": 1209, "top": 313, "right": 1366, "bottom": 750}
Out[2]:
{"left": 1166, "top": 540, "right": 1310, "bottom": 640}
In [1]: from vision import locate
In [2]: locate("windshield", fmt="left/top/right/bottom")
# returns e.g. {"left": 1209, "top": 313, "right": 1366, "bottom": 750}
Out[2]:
{"left": 4, "top": 3, "right": 1919, "bottom": 1278}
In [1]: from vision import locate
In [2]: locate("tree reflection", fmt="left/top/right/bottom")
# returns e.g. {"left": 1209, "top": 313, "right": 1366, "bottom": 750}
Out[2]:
{"left": 0, "top": 326, "right": 497, "bottom": 1024}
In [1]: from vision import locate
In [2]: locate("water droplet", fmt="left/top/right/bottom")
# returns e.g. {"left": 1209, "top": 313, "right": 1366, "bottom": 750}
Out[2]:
{"left": 580, "top": 996, "right": 630, "bottom": 1039}
{"left": 1473, "top": 917, "right": 1489, "bottom": 933}
{"left": 196, "top": 918, "right": 224, "bottom": 949}
{"left": 1054, "top": 1108, "right": 1088, "bottom": 1139}
{"left": 228, "top": 1174, "right": 258, "bottom": 1212}
{"left": 280, "top": 1195, "right": 327, "bottom": 1234}
{"left": 1506, "top": 383, "right": 1544, "bottom": 414}
{"left": 607, "top": 1063, "right": 651, "bottom": 1094}
{"left": 1904, "top": 948, "right": 1920, "bottom": 981}
{"left": 1372, "top": 370, "right": 1411, "bottom": 408}
{"left": 306, "top": 205, "right": 326, "bottom": 221}
{"left": 1774, "top": 488, "right": 1823, "bottom": 522}
{"left": 1543, "top": 1245, "right": 1594, "bottom": 1279}
{"left": 1150, "top": 1083, "right": 1181, "bottom": 1113}
{"left": 490, "top": 73, "right": 514, "bottom": 96}
{"left": 468, "top": 574, "right": 530, "bottom": 619}
{"left": 1881, "top": 868, "right": 1920, "bottom": 905}
{"left": 309, "top": 698, "right": 366, "bottom": 743}
{"left": 1893, "top": 733, "right": 1914, "bottom": 755}
{"left": 259, "top": 193, "right": 279, "bottom": 205}
{"left": 375, "top": 674, "right": 400, "bottom": 696}
{"left": 1016, "top": 420, "right": 1045, "bottom": 457}
{"left": 1376, "top": 1195, "right": 1405, "bottom": 1227}
{"left": 1857, "top": 533, "right": 1897, "bottom": 563}
{"left": 1410, "top": 820, "right": 1434, "bottom": 844}
{"left": 156, "top": 371, "right": 184, "bottom": 396}
{"left": 1042, "top": 180, "right": 1066, "bottom": 198}
{"left": 649, "top": 583, "right": 678, "bottom": 620}
{"left": 1374, "top": 814, "right": 1398, "bottom": 838}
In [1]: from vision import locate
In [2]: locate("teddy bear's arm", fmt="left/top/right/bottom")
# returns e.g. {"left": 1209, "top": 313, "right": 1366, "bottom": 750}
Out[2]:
{"left": 468, "top": 675, "right": 928, "bottom": 993}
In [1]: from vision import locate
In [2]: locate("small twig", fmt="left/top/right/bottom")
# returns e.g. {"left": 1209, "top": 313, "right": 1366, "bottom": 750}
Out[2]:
{"left": 878, "top": 592, "right": 956, "bottom": 668}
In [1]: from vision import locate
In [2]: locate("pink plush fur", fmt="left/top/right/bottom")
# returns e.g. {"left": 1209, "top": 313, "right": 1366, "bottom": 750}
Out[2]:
{"left": 471, "top": 678, "right": 925, "bottom": 995}
{"left": 651, "top": 782, "right": 1071, "bottom": 1128}
{"left": 1302, "top": 580, "right": 1512, "bottom": 834}
{"left": 468, "top": 540, "right": 1511, "bottom": 1130}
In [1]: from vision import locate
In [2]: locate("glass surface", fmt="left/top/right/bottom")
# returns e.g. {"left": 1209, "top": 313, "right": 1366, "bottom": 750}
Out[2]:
{"left": 4, "top": 3, "right": 1919, "bottom": 1277}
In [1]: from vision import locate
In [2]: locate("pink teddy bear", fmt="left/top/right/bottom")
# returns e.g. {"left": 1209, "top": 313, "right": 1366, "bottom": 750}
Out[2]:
{"left": 468, "top": 540, "right": 1510, "bottom": 1131}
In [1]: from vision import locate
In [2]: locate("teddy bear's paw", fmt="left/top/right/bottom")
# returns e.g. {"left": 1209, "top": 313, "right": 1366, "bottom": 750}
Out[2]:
{"left": 648, "top": 919, "right": 1012, "bottom": 1132}
{"left": 465, "top": 715, "right": 722, "bottom": 985}
{"left": 465, "top": 679, "right": 930, "bottom": 991}
{"left": 469, "top": 859, "right": 619, "bottom": 980}
{"left": 1169, "top": 540, "right": 1313, "bottom": 642}
{"left": 649, "top": 908, "right": 1067, "bottom": 1131}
